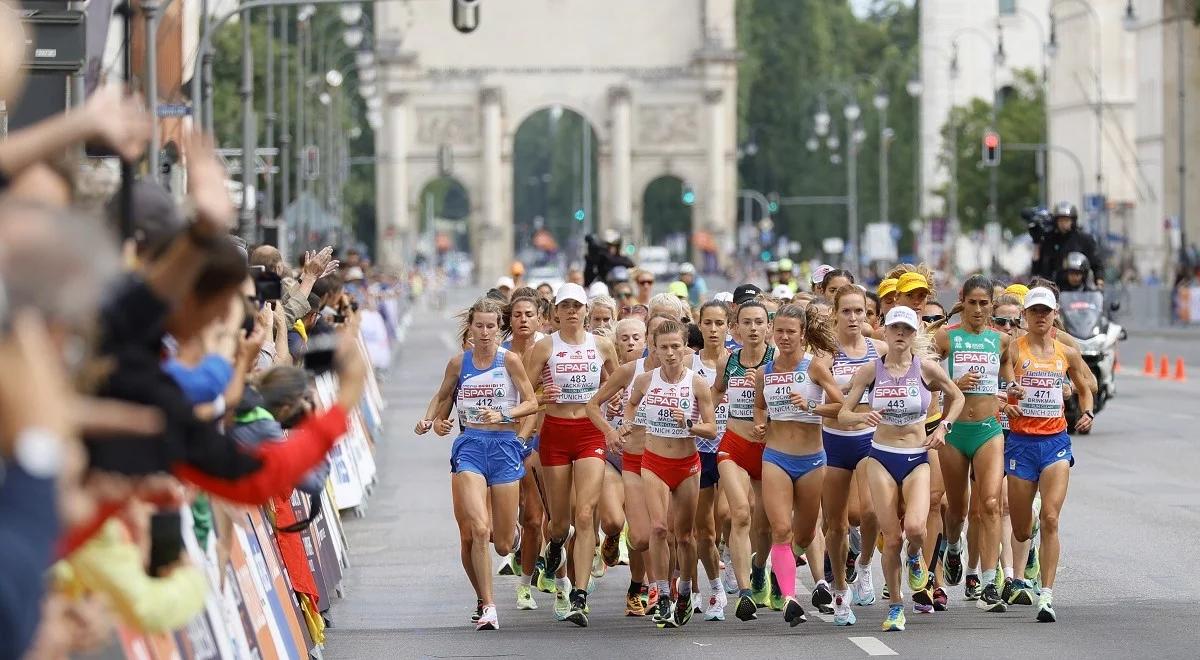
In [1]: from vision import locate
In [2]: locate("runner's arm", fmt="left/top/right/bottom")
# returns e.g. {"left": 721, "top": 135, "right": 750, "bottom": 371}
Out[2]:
{"left": 838, "top": 364, "right": 876, "bottom": 426}
{"left": 691, "top": 373, "right": 718, "bottom": 440}
{"left": 809, "top": 354, "right": 845, "bottom": 419}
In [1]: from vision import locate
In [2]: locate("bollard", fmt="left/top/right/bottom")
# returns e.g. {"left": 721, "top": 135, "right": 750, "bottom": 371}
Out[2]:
{"left": 1175, "top": 358, "right": 1187, "bottom": 383}
{"left": 1159, "top": 355, "right": 1171, "bottom": 380}
{"left": 1144, "top": 352, "right": 1155, "bottom": 375}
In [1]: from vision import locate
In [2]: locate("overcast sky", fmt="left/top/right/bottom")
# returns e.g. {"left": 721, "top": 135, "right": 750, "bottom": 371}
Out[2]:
{"left": 849, "top": 0, "right": 916, "bottom": 18}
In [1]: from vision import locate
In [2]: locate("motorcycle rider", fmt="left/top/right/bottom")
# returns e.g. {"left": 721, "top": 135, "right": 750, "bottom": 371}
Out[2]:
{"left": 1059, "top": 252, "right": 1093, "bottom": 292}
{"left": 1029, "top": 203, "right": 1105, "bottom": 290}
{"left": 584, "top": 229, "right": 635, "bottom": 287}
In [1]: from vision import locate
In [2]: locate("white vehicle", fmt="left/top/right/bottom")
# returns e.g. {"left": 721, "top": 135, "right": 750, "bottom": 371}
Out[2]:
{"left": 637, "top": 246, "right": 671, "bottom": 278}
{"left": 527, "top": 265, "right": 564, "bottom": 293}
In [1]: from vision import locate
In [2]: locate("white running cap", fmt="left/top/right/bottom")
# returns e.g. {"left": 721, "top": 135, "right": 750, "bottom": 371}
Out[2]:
{"left": 771, "top": 284, "right": 794, "bottom": 300}
{"left": 883, "top": 306, "right": 920, "bottom": 330}
{"left": 713, "top": 291, "right": 734, "bottom": 303}
{"left": 555, "top": 282, "right": 588, "bottom": 305}
{"left": 495, "top": 276, "right": 515, "bottom": 290}
{"left": 1023, "top": 287, "right": 1058, "bottom": 310}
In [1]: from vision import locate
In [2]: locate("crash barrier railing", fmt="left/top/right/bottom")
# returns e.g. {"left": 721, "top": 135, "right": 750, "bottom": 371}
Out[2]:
{"left": 106, "top": 299, "right": 411, "bottom": 659}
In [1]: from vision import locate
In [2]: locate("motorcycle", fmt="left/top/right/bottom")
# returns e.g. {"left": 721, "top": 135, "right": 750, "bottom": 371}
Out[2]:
{"left": 1058, "top": 290, "right": 1126, "bottom": 434}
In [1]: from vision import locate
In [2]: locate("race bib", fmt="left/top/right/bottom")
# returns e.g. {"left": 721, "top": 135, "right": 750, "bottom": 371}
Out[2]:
{"left": 953, "top": 350, "right": 999, "bottom": 394}
{"left": 1017, "top": 374, "right": 1064, "bottom": 418}
{"left": 727, "top": 376, "right": 756, "bottom": 419}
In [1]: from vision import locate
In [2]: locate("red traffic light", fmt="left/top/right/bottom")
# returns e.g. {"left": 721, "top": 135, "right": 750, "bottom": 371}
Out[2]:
{"left": 984, "top": 132, "right": 1000, "bottom": 149}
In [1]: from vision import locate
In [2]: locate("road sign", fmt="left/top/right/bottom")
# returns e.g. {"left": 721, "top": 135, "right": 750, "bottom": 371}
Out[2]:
{"left": 156, "top": 103, "right": 192, "bottom": 118}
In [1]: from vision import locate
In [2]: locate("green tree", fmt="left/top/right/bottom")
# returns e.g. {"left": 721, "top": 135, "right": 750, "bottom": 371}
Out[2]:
{"left": 209, "top": 7, "right": 376, "bottom": 253}
{"left": 511, "top": 109, "right": 598, "bottom": 251}
{"left": 934, "top": 69, "right": 1046, "bottom": 233}
{"left": 738, "top": 0, "right": 920, "bottom": 258}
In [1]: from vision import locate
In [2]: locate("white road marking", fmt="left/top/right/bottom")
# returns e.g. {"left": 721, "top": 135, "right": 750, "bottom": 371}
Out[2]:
{"left": 814, "top": 612, "right": 835, "bottom": 623}
{"left": 848, "top": 636, "right": 898, "bottom": 656}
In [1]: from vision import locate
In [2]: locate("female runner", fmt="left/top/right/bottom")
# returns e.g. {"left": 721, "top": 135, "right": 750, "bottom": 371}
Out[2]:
{"left": 584, "top": 316, "right": 666, "bottom": 617}
{"left": 589, "top": 293, "right": 624, "bottom": 580}
{"left": 932, "top": 275, "right": 1014, "bottom": 613}
{"left": 594, "top": 320, "right": 718, "bottom": 628}
{"left": 594, "top": 317, "right": 646, "bottom": 583}
{"left": 712, "top": 301, "right": 775, "bottom": 621}
{"left": 887, "top": 266, "right": 950, "bottom": 611}
{"left": 692, "top": 300, "right": 733, "bottom": 620}
{"left": 754, "top": 304, "right": 843, "bottom": 626}
{"left": 501, "top": 294, "right": 552, "bottom": 609}
{"left": 1005, "top": 285, "right": 1093, "bottom": 623}
{"left": 819, "top": 285, "right": 886, "bottom": 612}
{"left": 523, "top": 283, "right": 620, "bottom": 626}
{"left": 839, "top": 305, "right": 964, "bottom": 632}
{"left": 416, "top": 298, "right": 541, "bottom": 630}
{"left": 876, "top": 278, "right": 899, "bottom": 327}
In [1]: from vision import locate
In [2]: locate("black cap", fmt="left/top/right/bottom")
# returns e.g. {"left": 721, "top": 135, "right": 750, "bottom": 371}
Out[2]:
{"left": 733, "top": 283, "right": 763, "bottom": 305}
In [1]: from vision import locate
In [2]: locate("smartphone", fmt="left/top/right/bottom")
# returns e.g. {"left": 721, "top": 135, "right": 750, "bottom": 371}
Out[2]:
{"left": 253, "top": 269, "right": 283, "bottom": 303}
{"left": 302, "top": 333, "right": 339, "bottom": 375}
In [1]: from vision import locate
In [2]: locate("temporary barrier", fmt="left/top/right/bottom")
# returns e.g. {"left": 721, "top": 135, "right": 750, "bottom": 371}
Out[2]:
{"left": 107, "top": 318, "right": 397, "bottom": 659}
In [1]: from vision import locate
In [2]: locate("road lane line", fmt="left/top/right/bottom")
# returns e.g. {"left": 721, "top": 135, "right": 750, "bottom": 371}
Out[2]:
{"left": 848, "top": 636, "right": 898, "bottom": 656}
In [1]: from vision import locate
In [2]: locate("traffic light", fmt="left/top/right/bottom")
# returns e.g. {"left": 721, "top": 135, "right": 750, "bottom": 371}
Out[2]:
{"left": 681, "top": 183, "right": 696, "bottom": 206}
{"left": 767, "top": 192, "right": 779, "bottom": 214}
{"left": 982, "top": 131, "right": 1001, "bottom": 167}
{"left": 574, "top": 208, "right": 586, "bottom": 222}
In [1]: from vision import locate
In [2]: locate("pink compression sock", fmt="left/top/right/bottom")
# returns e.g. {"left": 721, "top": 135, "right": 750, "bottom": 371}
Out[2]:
{"left": 770, "top": 543, "right": 796, "bottom": 598}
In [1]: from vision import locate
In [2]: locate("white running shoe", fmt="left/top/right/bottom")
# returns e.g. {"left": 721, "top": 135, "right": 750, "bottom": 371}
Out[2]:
{"left": 851, "top": 562, "right": 876, "bottom": 606}
{"left": 833, "top": 590, "right": 857, "bottom": 626}
{"left": 720, "top": 545, "right": 738, "bottom": 594}
{"left": 705, "top": 589, "right": 728, "bottom": 621}
{"left": 516, "top": 584, "right": 538, "bottom": 610}
{"left": 554, "top": 579, "right": 572, "bottom": 621}
{"left": 591, "top": 547, "right": 606, "bottom": 578}
{"left": 476, "top": 605, "right": 498, "bottom": 631}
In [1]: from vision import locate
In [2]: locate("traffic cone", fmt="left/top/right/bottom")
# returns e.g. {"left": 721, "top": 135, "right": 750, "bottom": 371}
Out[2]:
{"left": 1159, "top": 355, "right": 1171, "bottom": 380}
{"left": 1175, "top": 358, "right": 1187, "bottom": 383}
{"left": 1144, "top": 352, "right": 1155, "bottom": 375}
{"left": 1114, "top": 356, "right": 1120, "bottom": 373}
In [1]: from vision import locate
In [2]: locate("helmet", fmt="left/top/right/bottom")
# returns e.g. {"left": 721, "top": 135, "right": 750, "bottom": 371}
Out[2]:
{"left": 602, "top": 229, "right": 621, "bottom": 245}
{"left": 1051, "top": 202, "right": 1078, "bottom": 220}
{"left": 765, "top": 261, "right": 780, "bottom": 273}
{"left": 1062, "top": 251, "right": 1089, "bottom": 273}
{"left": 777, "top": 257, "right": 794, "bottom": 273}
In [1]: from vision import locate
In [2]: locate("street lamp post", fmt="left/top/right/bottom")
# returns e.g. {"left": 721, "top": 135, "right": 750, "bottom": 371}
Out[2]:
{"left": 906, "top": 75, "right": 923, "bottom": 258}
{"left": 950, "top": 26, "right": 1003, "bottom": 230}
{"left": 874, "top": 90, "right": 890, "bottom": 228}
{"left": 240, "top": 2, "right": 257, "bottom": 242}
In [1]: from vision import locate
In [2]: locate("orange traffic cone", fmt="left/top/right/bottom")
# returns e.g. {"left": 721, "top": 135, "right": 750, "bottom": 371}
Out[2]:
{"left": 1159, "top": 355, "right": 1171, "bottom": 379}
{"left": 1175, "top": 358, "right": 1187, "bottom": 382}
{"left": 1114, "top": 355, "right": 1121, "bottom": 373}
{"left": 1144, "top": 352, "right": 1155, "bottom": 375}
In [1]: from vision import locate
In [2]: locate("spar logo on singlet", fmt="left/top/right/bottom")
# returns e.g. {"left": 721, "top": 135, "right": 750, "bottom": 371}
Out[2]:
{"left": 461, "top": 384, "right": 506, "bottom": 399}
{"left": 956, "top": 352, "right": 997, "bottom": 366}
{"left": 764, "top": 372, "right": 805, "bottom": 386}
{"left": 728, "top": 376, "right": 754, "bottom": 389}
{"left": 832, "top": 362, "right": 858, "bottom": 377}
{"left": 875, "top": 384, "right": 918, "bottom": 399}
{"left": 555, "top": 362, "right": 600, "bottom": 374}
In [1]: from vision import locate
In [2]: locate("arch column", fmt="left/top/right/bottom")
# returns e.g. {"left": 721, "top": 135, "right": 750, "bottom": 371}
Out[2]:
{"left": 609, "top": 86, "right": 633, "bottom": 238}
{"left": 704, "top": 89, "right": 726, "bottom": 243}
{"left": 475, "top": 87, "right": 511, "bottom": 283}
{"left": 380, "top": 92, "right": 410, "bottom": 268}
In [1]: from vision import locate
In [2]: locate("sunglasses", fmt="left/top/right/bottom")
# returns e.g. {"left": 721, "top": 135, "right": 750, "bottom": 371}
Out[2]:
{"left": 921, "top": 314, "right": 945, "bottom": 323}
{"left": 992, "top": 316, "right": 1022, "bottom": 327}
{"left": 637, "top": 280, "right": 655, "bottom": 286}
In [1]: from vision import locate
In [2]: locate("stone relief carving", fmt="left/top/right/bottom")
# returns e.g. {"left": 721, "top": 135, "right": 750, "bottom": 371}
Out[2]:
{"left": 415, "top": 108, "right": 478, "bottom": 146}
{"left": 637, "top": 104, "right": 699, "bottom": 145}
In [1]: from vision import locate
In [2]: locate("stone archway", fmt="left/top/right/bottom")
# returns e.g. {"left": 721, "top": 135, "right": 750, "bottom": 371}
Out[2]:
{"left": 416, "top": 175, "right": 471, "bottom": 257}
{"left": 373, "top": 0, "right": 739, "bottom": 282}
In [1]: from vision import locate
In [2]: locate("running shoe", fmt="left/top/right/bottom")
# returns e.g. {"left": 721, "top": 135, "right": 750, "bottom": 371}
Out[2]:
{"left": 705, "top": 591, "right": 727, "bottom": 621}
{"left": 977, "top": 582, "right": 1008, "bottom": 612}
{"left": 673, "top": 594, "right": 695, "bottom": 627}
{"left": 905, "top": 552, "right": 928, "bottom": 592}
{"left": 543, "top": 537, "right": 567, "bottom": 578}
{"left": 471, "top": 599, "right": 483, "bottom": 622}
{"left": 795, "top": 553, "right": 808, "bottom": 567}
{"left": 720, "top": 545, "right": 739, "bottom": 594}
{"left": 498, "top": 553, "right": 515, "bottom": 576}
{"left": 591, "top": 548, "right": 606, "bottom": 579}
{"left": 516, "top": 585, "right": 537, "bottom": 611}
{"left": 537, "top": 568, "right": 557, "bottom": 594}
{"left": 653, "top": 595, "right": 676, "bottom": 628}
{"left": 1036, "top": 591, "right": 1056, "bottom": 623}
{"left": 833, "top": 590, "right": 856, "bottom": 626}
{"left": 912, "top": 587, "right": 935, "bottom": 614}
{"left": 811, "top": 581, "right": 834, "bottom": 615}
{"left": 565, "top": 589, "right": 589, "bottom": 627}
{"left": 851, "top": 564, "right": 876, "bottom": 606}
{"left": 932, "top": 587, "right": 949, "bottom": 611}
{"left": 509, "top": 551, "right": 522, "bottom": 576}
{"left": 963, "top": 574, "right": 982, "bottom": 601}
{"left": 475, "top": 605, "right": 498, "bottom": 631}
{"left": 618, "top": 527, "right": 630, "bottom": 565}
{"left": 625, "top": 592, "right": 646, "bottom": 617}
{"left": 882, "top": 603, "right": 906, "bottom": 631}
{"left": 751, "top": 571, "right": 770, "bottom": 609}
{"left": 601, "top": 534, "right": 621, "bottom": 567}
{"left": 943, "top": 544, "right": 964, "bottom": 586}
{"left": 881, "top": 583, "right": 890, "bottom": 600}
{"left": 1005, "top": 578, "right": 1036, "bottom": 606}
{"left": 586, "top": 577, "right": 597, "bottom": 595}
{"left": 1025, "top": 545, "right": 1041, "bottom": 583}
{"left": 783, "top": 597, "right": 807, "bottom": 627}
{"left": 553, "top": 587, "right": 571, "bottom": 621}
{"left": 769, "top": 574, "right": 786, "bottom": 611}
{"left": 645, "top": 585, "right": 658, "bottom": 612}
{"left": 994, "top": 562, "right": 1006, "bottom": 592}
{"left": 735, "top": 594, "right": 758, "bottom": 621}
{"left": 846, "top": 550, "right": 859, "bottom": 584}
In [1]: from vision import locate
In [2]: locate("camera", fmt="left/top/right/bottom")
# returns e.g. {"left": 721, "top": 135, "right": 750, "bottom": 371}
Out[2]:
{"left": 1021, "top": 207, "right": 1053, "bottom": 242}
{"left": 251, "top": 266, "right": 283, "bottom": 304}
{"left": 451, "top": 0, "right": 480, "bottom": 33}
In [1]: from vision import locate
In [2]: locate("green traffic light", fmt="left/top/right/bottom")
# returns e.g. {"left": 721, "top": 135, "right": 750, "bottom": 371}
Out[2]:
{"left": 574, "top": 209, "right": 586, "bottom": 221}
{"left": 768, "top": 201, "right": 779, "bottom": 213}
{"left": 682, "top": 191, "right": 696, "bottom": 205}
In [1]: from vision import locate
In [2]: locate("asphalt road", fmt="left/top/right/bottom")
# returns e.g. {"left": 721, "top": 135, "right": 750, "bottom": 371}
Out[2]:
{"left": 325, "top": 290, "right": 1200, "bottom": 659}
